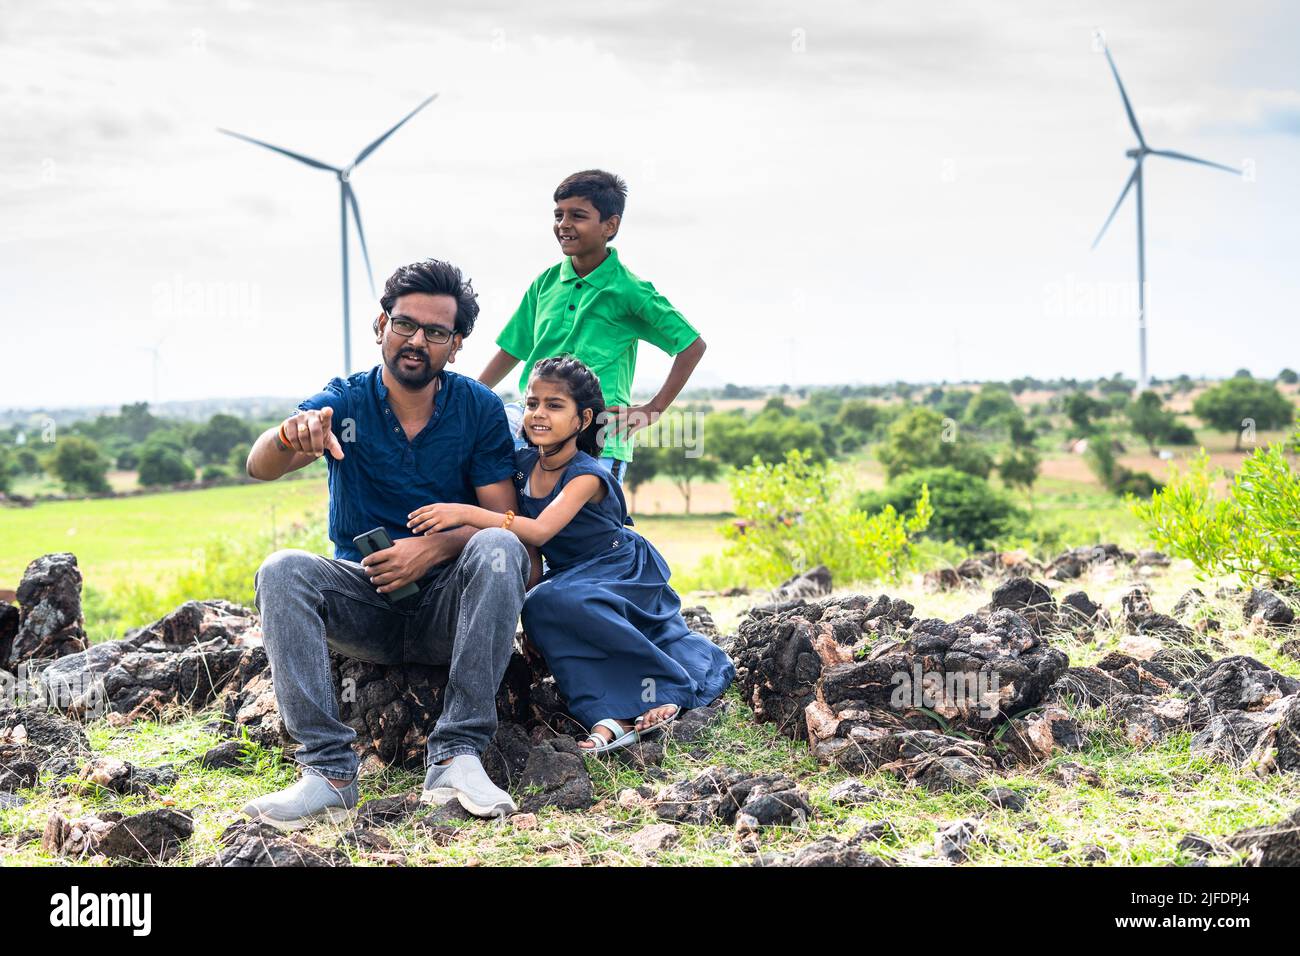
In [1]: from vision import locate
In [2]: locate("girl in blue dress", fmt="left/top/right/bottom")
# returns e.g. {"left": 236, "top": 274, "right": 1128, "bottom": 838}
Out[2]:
{"left": 407, "top": 356, "right": 734, "bottom": 753}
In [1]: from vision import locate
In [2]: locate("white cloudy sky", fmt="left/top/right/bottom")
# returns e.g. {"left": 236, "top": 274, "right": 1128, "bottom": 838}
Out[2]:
{"left": 2, "top": 0, "right": 1298, "bottom": 411}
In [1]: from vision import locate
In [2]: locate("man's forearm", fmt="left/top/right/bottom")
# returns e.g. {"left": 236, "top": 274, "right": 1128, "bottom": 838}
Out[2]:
{"left": 649, "top": 336, "right": 707, "bottom": 412}
{"left": 478, "top": 348, "right": 521, "bottom": 389}
{"left": 246, "top": 425, "right": 315, "bottom": 481}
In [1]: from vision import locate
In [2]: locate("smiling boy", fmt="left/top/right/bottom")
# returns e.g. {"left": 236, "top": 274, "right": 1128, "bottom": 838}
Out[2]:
{"left": 477, "top": 169, "right": 706, "bottom": 481}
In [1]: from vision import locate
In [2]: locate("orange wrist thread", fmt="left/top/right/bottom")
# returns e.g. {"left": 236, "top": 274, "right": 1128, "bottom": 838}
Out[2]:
{"left": 501, "top": 510, "right": 515, "bottom": 530}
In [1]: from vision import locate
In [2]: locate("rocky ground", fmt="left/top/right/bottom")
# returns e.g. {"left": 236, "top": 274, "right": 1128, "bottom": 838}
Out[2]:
{"left": 2, "top": 547, "right": 1299, "bottom": 867}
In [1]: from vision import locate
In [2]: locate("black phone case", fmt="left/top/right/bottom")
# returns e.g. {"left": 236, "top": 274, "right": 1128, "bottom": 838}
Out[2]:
{"left": 352, "top": 528, "right": 421, "bottom": 602}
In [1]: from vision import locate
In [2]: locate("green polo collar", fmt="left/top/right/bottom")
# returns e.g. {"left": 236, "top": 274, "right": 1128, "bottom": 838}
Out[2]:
{"left": 558, "top": 246, "right": 620, "bottom": 288}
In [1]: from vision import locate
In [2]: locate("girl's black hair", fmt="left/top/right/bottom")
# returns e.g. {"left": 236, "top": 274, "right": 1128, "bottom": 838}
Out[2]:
{"left": 526, "top": 356, "right": 606, "bottom": 458}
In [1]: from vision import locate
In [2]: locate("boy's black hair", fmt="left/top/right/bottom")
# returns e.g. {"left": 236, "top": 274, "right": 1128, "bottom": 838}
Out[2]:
{"left": 378, "top": 259, "right": 480, "bottom": 337}
{"left": 527, "top": 355, "right": 607, "bottom": 458}
{"left": 554, "top": 169, "right": 628, "bottom": 229}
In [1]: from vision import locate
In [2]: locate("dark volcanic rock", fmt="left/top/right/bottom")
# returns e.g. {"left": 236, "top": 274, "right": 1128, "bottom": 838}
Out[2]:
{"left": 1226, "top": 806, "right": 1300, "bottom": 866}
{"left": 38, "top": 602, "right": 262, "bottom": 720}
{"left": 194, "top": 740, "right": 251, "bottom": 770}
{"left": 655, "top": 767, "right": 810, "bottom": 828}
{"left": 0, "top": 705, "right": 90, "bottom": 791}
{"left": 988, "top": 578, "right": 1057, "bottom": 634}
{"left": 757, "top": 836, "right": 890, "bottom": 867}
{"left": 1189, "top": 698, "right": 1299, "bottom": 771}
{"left": 219, "top": 646, "right": 547, "bottom": 773}
{"left": 518, "top": 737, "right": 593, "bottom": 813}
{"left": 209, "top": 821, "right": 348, "bottom": 867}
{"left": 96, "top": 808, "right": 193, "bottom": 862}
{"left": 1060, "top": 591, "right": 1110, "bottom": 630}
{"left": 1243, "top": 588, "right": 1295, "bottom": 628}
{"left": 772, "top": 566, "right": 832, "bottom": 602}
{"left": 1182, "top": 656, "right": 1300, "bottom": 727}
{"left": 0, "top": 601, "right": 19, "bottom": 667}
{"left": 1049, "top": 666, "right": 1131, "bottom": 707}
{"left": 1109, "top": 694, "right": 1191, "bottom": 746}
{"left": 7, "top": 553, "right": 87, "bottom": 668}
{"left": 935, "top": 817, "right": 984, "bottom": 863}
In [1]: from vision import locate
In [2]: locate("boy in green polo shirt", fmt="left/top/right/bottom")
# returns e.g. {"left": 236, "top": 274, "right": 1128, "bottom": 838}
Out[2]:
{"left": 477, "top": 169, "right": 707, "bottom": 482}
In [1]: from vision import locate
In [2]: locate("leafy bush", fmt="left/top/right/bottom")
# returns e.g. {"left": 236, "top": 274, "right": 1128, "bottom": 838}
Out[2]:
{"left": 1192, "top": 378, "right": 1294, "bottom": 450}
{"left": 723, "top": 449, "right": 931, "bottom": 587}
{"left": 1132, "top": 436, "right": 1300, "bottom": 586}
{"left": 705, "top": 412, "right": 827, "bottom": 469}
{"left": 857, "top": 466, "right": 1023, "bottom": 549}
{"left": 138, "top": 444, "right": 195, "bottom": 486}
{"left": 1085, "top": 434, "right": 1162, "bottom": 499}
{"left": 48, "top": 436, "right": 112, "bottom": 494}
{"left": 874, "top": 406, "right": 993, "bottom": 480}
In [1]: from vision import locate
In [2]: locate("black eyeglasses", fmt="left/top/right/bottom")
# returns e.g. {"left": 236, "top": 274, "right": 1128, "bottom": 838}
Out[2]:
{"left": 384, "top": 309, "right": 456, "bottom": 345}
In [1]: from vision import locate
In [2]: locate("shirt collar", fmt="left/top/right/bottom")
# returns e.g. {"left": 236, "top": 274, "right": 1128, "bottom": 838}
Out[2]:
{"left": 559, "top": 246, "right": 619, "bottom": 288}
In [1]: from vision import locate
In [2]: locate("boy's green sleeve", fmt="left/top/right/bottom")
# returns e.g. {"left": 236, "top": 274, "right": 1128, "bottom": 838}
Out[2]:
{"left": 632, "top": 284, "right": 700, "bottom": 355}
{"left": 496, "top": 283, "right": 537, "bottom": 359}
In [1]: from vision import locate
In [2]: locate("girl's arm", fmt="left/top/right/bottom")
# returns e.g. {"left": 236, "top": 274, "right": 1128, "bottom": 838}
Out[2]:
{"left": 407, "top": 474, "right": 603, "bottom": 548}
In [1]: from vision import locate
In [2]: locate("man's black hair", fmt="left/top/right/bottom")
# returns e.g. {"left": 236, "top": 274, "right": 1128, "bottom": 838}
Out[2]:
{"left": 378, "top": 259, "right": 480, "bottom": 337}
{"left": 554, "top": 169, "right": 628, "bottom": 225}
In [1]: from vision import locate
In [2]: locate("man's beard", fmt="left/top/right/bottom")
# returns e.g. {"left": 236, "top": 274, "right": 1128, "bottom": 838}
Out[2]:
{"left": 387, "top": 348, "right": 438, "bottom": 390}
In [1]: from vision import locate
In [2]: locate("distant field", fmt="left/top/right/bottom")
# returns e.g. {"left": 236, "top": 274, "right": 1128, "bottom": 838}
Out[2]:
{"left": 0, "top": 477, "right": 731, "bottom": 600}
{"left": 0, "top": 478, "right": 329, "bottom": 594}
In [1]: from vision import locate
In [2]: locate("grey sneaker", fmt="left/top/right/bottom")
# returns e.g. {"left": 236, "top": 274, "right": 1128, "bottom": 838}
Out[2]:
{"left": 241, "top": 771, "right": 358, "bottom": 831}
{"left": 420, "top": 754, "right": 517, "bottom": 818}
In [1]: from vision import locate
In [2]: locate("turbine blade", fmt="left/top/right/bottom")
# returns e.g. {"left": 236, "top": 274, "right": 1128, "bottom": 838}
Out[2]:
{"left": 1092, "top": 164, "right": 1139, "bottom": 250}
{"left": 1148, "top": 149, "right": 1239, "bottom": 176}
{"left": 216, "top": 128, "right": 339, "bottom": 172}
{"left": 350, "top": 93, "right": 438, "bottom": 169}
{"left": 1102, "top": 45, "right": 1146, "bottom": 148}
{"left": 344, "top": 183, "right": 375, "bottom": 297}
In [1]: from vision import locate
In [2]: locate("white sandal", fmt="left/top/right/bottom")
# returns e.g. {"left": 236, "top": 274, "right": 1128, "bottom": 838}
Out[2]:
{"left": 635, "top": 704, "right": 681, "bottom": 741}
{"left": 580, "top": 718, "right": 638, "bottom": 755}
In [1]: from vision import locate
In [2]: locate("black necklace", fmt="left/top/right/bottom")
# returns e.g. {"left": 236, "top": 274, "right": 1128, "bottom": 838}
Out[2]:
{"left": 537, "top": 454, "right": 574, "bottom": 472}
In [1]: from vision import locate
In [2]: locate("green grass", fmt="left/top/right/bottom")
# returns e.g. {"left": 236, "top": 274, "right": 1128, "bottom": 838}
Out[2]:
{"left": 0, "top": 474, "right": 329, "bottom": 594}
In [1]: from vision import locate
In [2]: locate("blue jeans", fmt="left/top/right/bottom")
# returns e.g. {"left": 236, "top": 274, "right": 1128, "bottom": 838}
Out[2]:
{"left": 504, "top": 400, "right": 627, "bottom": 484}
{"left": 253, "top": 528, "right": 529, "bottom": 780}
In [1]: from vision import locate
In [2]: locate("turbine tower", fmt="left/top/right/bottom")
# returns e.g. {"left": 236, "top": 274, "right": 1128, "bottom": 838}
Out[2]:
{"left": 219, "top": 94, "right": 438, "bottom": 375}
{"left": 1091, "top": 33, "right": 1238, "bottom": 392}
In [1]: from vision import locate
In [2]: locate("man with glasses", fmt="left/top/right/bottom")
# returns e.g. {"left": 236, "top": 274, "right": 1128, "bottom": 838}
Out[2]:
{"left": 242, "top": 259, "right": 534, "bottom": 827}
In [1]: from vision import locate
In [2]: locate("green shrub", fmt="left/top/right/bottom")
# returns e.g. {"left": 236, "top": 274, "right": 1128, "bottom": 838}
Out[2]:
{"left": 723, "top": 449, "right": 931, "bottom": 587}
{"left": 1192, "top": 378, "right": 1294, "bottom": 451}
{"left": 1132, "top": 435, "right": 1300, "bottom": 586}
{"left": 47, "top": 436, "right": 112, "bottom": 494}
{"left": 858, "top": 466, "right": 1023, "bottom": 550}
{"left": 875, "top": 406, "right": 993, "bottom": 480}
{"left": 138, "top": 445, "right": 195, "bottom": 486}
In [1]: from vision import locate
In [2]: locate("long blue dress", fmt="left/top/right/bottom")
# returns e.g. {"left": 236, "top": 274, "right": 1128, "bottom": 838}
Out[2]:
{"left": 514, "top": 448, "right": 735, "bottom": 729}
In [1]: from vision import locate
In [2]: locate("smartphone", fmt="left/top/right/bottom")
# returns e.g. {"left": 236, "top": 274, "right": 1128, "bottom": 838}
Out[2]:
{"left": 352, "top": 527, "right": 420, "bottom": 603}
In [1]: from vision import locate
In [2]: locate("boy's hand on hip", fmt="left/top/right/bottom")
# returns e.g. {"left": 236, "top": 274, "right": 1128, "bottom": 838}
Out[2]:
{"left": 606, "top": 402, "right": 661, "bottom": 440}
{"left": 361, "top": 536, "right": 436, "bottom": 594}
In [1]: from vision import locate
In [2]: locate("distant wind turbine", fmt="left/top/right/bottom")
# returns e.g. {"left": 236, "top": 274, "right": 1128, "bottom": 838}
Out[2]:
{"left": 1090, "top": 34, "right": 1238, "bottom": 393}
{"left": 140, "top": 329, "right": 168, "bottom": 405}
{"left": 218, "top": 94, "right": 438, "bottom": 375}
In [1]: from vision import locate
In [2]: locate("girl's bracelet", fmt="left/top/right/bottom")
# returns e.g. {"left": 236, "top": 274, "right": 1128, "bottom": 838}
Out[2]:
{"left": 501, "top": 510, "right": 515, "bottom": 530}
{"left": 276, "top": 423, "right": 293, "bottom": 450}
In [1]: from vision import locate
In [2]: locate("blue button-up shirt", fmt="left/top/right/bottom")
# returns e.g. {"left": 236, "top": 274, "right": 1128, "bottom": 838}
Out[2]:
{"left": 297, "top": 365, "right": 514, "bottom": 562}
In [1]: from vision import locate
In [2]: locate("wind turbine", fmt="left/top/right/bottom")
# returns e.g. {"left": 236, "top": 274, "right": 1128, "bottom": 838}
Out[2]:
{"left": 139, "top": 329, "right": 168, "bottom": 405}
{"left": 218, "top": 94, "right": 438, "bottom": 375}
{"left": 1090, "top": 34, "right": 1239, "bottom": 393}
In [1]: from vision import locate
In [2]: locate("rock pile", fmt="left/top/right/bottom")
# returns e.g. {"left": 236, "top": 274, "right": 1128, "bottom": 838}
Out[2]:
{"left": 730, "top": 589, "right": 1070, "bottom": 779}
